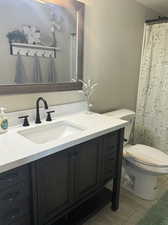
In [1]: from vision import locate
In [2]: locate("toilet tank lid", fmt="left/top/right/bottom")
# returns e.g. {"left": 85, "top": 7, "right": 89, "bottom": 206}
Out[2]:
{"left": 103, "top": 109, "right": 135, "bottom": 119}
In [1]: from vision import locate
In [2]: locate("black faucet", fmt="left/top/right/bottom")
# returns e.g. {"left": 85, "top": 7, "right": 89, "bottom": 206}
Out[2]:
{"left": 35, "top": 97, "right": 49, "bottom": 124}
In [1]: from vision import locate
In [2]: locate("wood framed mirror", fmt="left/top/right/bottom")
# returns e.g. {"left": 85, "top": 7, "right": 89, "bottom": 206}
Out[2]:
{"left": 0, "top": 0, "right": 84, "bottom": 94}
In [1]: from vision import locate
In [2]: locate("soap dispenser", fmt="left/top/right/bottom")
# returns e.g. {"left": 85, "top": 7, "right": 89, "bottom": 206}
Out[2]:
{"left": 0, "top": 107, "right": 8, "bottom": 134}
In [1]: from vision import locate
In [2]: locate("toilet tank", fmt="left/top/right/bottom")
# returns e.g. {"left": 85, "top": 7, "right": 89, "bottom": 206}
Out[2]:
{"left": 103, "top": 109, "right": 135, "bottom": 145}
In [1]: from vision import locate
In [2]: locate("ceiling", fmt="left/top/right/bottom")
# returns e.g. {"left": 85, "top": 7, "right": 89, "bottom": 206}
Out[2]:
{"left": 136, "top": 0, "right": 168, "bottom": 15}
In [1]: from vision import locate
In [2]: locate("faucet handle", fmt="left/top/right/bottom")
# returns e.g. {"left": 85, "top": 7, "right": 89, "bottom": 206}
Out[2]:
{"left": 46, "top": 111, "right": 55, "bottom": 122}
{"left": 18, "top": 115, "right": 30, "bottom": 127}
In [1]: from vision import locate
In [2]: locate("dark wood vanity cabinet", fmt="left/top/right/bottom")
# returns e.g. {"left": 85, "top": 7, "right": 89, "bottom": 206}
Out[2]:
{"left": 34, "top": 138, "right": 103, "bottom": 225}
{"left": 33, "top": 129, "right": 124, "bottom": 225}
{"left": 0, "top": 165, "right": 32, "bottom": 225}
{"left": 0, "top": 129, "right": 124, "bottom": 225}
{"left": 34, "top": 149, "right": 74, "bottom": 225}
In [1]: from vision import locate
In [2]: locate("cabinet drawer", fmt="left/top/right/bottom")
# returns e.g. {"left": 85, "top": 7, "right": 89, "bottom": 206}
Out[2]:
{"left": 6, "top": 215, "right": 31, "bottom": 225}
{"left": 103, "top": 132, "right": 118, "bottom": 155}
{"left": 104, "top": 145, "right": 117, "bottom": 156}
{"left": 104, "top": 159, "right": 116, "bottom": 182}
{"left": 103, "top": 152, "right": 116, "bottom": 182}
{"left": 0, "top": 166, "right": 29, "bottom": 191}
{"left": 103, "top": 169, "right": 116, "bottom": 183}
{"left": 0, "top": 182, "right": 30, "bottom": 211}
{"left": 104, "top": 150, "right": 117, "bottom": 160}
{"left": 0, "top": 200, "right": 30, "bottom": 225}
{"left": 104, "top": 157, "right": 116, "bottom": 172}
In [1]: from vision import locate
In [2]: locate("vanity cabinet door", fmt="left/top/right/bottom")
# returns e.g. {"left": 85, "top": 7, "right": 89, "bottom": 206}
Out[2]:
{"left": 0, "top": 165, "right": 32, "bottom": 225}
{"left": 35, "top": 149, "right": 74, "bottom": 225}
{"left": 75, "top": 138, "right": 102, "bottom": 200}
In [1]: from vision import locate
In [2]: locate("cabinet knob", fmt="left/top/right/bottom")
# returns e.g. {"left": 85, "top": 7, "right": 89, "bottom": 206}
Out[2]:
{"left": 4, "top": 191, "right": 20, "bottom": 202}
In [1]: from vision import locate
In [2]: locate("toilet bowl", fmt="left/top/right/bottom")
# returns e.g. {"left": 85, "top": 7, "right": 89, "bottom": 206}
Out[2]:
{"left": 104, "top": 109, "right": 168, "bottom": 200}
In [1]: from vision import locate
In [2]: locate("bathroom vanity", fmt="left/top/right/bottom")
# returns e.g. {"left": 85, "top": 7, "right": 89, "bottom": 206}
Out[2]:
{"left": 0, "top": 107, "right": 126, "bottom": 225}
{"left": 0, "top": 0, "right": 126, "bottom": 223}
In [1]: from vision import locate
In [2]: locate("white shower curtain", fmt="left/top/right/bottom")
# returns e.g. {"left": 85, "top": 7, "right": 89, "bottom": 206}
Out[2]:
{"left": 135, "top": 22, "right": 168, "bottom": 153}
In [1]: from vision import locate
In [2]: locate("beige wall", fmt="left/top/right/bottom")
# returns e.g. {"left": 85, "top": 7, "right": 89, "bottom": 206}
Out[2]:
{"left": 136, "top": 0, "right": 168, "bottom": 15}
{"left": 0, "top": 0, "right": 158, "bottom": 112}
{"left": 0, "top": 91, "right": 84, "bottom": 112}
{"left": 83, "top": 0, "right": 158, "bottom": 113}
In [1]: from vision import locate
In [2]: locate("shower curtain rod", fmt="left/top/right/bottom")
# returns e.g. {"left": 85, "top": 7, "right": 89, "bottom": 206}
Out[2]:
{"left": 146, "top": 16, "right": 168, "bottom": 25}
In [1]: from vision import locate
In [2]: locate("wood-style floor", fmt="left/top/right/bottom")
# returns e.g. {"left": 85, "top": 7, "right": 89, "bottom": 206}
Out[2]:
{"left": 84, "top": 176, "right": 168, "bottom": 225}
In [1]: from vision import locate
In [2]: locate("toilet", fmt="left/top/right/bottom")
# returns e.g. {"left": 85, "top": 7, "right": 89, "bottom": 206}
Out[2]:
{"left": 104, "top": 109, "right": 168, "bottom": 200}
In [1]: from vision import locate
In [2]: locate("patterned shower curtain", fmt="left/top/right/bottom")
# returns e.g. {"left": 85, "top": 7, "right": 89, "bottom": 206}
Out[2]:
{"left": 135, "top": 22, "right": 168, "bottom": 153}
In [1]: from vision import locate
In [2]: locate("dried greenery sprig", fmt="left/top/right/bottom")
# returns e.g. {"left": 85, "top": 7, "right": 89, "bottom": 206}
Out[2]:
{"left": 73, "top": 79, "right": 98, "bottom": 110}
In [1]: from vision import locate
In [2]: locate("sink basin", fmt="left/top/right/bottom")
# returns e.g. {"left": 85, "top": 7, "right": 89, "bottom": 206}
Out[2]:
{"left": 18, "top": 121, "right": 84, "bottom": 144}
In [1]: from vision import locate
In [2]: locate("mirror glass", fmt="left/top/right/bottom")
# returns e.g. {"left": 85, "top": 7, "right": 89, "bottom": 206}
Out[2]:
{"left": 0, "top": 0, "right": 80, "bottom": 85}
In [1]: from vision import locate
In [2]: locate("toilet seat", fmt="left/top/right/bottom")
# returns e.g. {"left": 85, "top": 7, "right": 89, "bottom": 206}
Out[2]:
{"left": 124, "top": 144, "right": 168, "bottom": 174}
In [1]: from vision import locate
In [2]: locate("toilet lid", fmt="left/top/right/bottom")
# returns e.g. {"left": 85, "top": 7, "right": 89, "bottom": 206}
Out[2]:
{"left": 124, "top": 144, "right": 168, "bottom": 167}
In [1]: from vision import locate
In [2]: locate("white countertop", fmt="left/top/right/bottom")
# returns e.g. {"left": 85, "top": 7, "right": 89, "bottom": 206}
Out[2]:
{"left": 0, "top": 111, "right": 127, "bottom": 174}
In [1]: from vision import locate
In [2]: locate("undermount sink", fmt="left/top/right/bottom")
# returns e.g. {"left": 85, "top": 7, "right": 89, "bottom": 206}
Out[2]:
{"left": 18, "top": 121, "right": 84, "bottom": 144}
